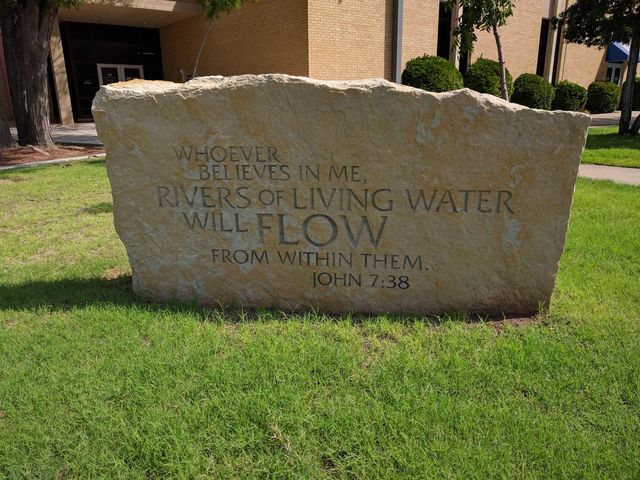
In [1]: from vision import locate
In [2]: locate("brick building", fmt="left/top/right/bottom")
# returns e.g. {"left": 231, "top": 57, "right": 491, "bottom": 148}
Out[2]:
{"left": 0, "top": 0, "right": 626, "bottom": 125}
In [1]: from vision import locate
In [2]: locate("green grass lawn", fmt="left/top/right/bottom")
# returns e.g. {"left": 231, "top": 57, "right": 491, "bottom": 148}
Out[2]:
{"left": 1, "top": 161, "right": 639, "bottom": 479}
{"left": 582, "top": 127, "right": 640, "bottom": 168}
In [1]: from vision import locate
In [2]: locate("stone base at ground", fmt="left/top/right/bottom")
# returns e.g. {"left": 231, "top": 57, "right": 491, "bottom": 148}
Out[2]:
{"left": 93, "top": 75, "right": 590, "bottom": 315}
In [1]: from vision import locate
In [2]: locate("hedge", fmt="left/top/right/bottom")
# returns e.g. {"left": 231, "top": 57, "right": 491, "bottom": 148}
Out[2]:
{"left": 586, "top": 81, "right": 621, "bottom": 114}
{"left": 511, "top": 73, "right": 555, "bottom": 109}
{"left": 464, "top": 58, "right": 514, "bottom": 98}
{"left": 552, "top": 80, "right": 587, "bottom": 111}
{"left": 401, "top": 55, "right": 464, "bottom": 92}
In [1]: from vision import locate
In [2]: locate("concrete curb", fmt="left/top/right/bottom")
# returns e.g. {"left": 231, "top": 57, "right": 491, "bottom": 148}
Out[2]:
{"left": 578, "top": 164, "right": 640, "bottom": 186}
{"left": 55, "top": 141, "right": 104, "bottom": 148}
{"left": 0, "top": 153, "right": 106, "bottom": 172}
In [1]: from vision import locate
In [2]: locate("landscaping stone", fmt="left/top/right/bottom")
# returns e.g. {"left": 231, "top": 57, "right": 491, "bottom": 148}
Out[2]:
{"left": 92, "top": 74, "right": 590, "bottom": 315}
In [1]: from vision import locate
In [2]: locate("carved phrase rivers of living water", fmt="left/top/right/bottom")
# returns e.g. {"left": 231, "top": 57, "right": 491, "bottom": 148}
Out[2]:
{"left": 92, "top": 74, "right": 590, "bottom": 315}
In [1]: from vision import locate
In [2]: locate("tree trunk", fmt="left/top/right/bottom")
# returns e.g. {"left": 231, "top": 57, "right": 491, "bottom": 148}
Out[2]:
{"left": 1, "top": 0, "right": 58, "bottom": 148}
{"left": 0, "top": 103, "right": 15, "bottom": 148}
{"left": 629, "top": 112, "right": 640, "bottom": 135}
{"left": 493, "top": 25, "right": 509, "bottom": 101}
{"left": 192, "top": 19, "right": 214, "bottom": 79}
{"left": 619, "top": 30, "right": 640, "bottom": 135}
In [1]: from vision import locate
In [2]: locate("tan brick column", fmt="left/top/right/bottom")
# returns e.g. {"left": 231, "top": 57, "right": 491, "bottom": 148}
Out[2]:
{"left": 49, "top": 17, "right": 74, "bottom": 125}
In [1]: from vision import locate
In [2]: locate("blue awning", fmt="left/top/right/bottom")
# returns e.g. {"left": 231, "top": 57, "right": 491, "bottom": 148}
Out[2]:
{"left": 607, "top": 42, "right": 639, "bottom": 62}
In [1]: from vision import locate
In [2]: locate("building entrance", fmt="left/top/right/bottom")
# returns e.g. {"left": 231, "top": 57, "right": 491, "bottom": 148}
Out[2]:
{"left": 60, "top": 22, "right": 163, "bottom": 121}
{"left": 97, "top": 64, "right": 144, "bottom": 85}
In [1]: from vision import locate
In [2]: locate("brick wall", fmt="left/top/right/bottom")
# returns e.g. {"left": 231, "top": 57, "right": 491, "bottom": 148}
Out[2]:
{"left": 156, "top": 0, "right": 614, "bottom": 89}
{"left": 307, "top": 0, "right": 393, "bottom": 80}
{"left": 556, "top": 42, "right": 607, "bottom": 88}
{"left": 159, "top": 0, "right": 308, "bottom": 82}
{"left": 401, "top": 0, "right": 439, "bottom": 68}
{"left": 470, "top": 0, "right": 545, "bottom": 78}
{"left": 553, "top": 0, "right": 607, "bottom": 88}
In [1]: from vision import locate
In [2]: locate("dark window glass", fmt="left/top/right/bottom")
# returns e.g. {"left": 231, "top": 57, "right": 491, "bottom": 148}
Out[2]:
{"left": 536, "top": 19, "right": 549, "bottom": 77}
{"left": 613, "top": 68, "right": 621, "bottom": 85}
{"left": 437, "top": 2, "right": 452, "bottom": 59}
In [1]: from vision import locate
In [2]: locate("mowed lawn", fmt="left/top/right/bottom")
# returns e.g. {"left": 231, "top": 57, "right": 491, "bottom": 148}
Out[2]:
{"left": 582, "top": 126, "right": 640, "bottom": 168}
{"left": 1, "top": 161, "right": 639, "bottom": 479}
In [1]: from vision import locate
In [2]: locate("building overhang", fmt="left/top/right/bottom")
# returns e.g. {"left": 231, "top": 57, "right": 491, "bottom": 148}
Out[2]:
{"left": 58, "top": 0, "right": 202, "bottom": 28}
{"left": 606, "top": 42, "right": 639, "bottom": 63}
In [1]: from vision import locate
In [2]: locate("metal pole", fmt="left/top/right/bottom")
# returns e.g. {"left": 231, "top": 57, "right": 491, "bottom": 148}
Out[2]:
{"left": 392, "top": 0, "right": 404, "bottom": 82}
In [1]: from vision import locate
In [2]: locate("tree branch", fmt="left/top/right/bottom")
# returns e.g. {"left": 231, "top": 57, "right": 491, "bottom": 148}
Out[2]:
{"left": 192, "top": 18, "right": 214, "bottom": 79}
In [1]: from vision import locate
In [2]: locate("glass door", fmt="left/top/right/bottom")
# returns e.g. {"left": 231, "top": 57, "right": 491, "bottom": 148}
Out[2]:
{"left": 606, "top": 63, "right": 622, "bottom": 86}
{"left": 122, "top": 66, "right": 144, "bottom": 81}
{"left": 97, "top": 64, "right": 144, "bottom": 86}
{"left": 97, "top": 64, "right": 120, "bottom": 85}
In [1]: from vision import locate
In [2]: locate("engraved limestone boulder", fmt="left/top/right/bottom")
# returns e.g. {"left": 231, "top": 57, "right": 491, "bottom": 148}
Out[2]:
{"left": 92, "top": 74, "right": 590, "bottom": 316}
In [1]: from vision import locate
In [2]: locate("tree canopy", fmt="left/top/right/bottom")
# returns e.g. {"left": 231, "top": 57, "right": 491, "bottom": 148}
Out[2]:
{"left": 445, "top": 0, "right": 514, "bottom": 55}
{"left": 0, "top": 0, "right": 82, "bottom": 14}
{"left": 561, "top": 0, "right": 640, "bottom": 134}
{"left": 196, "top": 0, "right": 250, "bottom": 20}
{"left": 443, "top": 0, "right": 515, "bottom": 100}
{"left": 561, "top": 0, "right": 640, "bottom": 47}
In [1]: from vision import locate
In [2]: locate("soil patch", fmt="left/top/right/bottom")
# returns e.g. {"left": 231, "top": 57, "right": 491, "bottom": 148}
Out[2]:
{"left": 0, "top": 145, "right": 104, "bottom": 167}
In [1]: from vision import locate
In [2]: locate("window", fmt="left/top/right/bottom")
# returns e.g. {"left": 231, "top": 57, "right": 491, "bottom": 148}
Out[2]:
{"left": 536, "top": 19, "right": 550, "bottom": 77}
{"left": 606, "top": 63, "right": 622, "bottom": 85}
{"left": 437, "top": 1, "right": 452, "bottom": 59}
{"left": 97, "top": 64, "right": 144, "bottom": 86}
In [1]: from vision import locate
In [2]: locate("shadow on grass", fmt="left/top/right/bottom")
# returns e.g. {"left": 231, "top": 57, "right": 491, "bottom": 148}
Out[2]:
{"left": 0, "top": 275, "right": 206, "bottom": 317}
{"left": 84, "top": 202, "right": 112, "bottom": 214}
{"left": 586, "top": 131, "right": 640, "bottom": 150}
{"left": 0, "top": 275, "right": 540, "bottom": 328}
{"left": 1, "top": 275, "right": 134, "bottom": 310}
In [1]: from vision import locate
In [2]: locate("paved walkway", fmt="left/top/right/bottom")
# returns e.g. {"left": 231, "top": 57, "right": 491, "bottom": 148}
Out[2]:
{"left": 5, "top": 113, "right": 637, "bottom": 144}
{"left": 5, "top": 122, "right": 640, "bottom": 186}
{"left": 4, "top": 106, "right": 637, "bottom": 143}
{"left": 10, "top": 123, "right": 102, "bottom": 146}
{"left": 578, "top": 164, "right": 640, "bottom": 185}
{"left": 0, "top": 153, "right": 105, "bottom": 171}
{"left": 590, "top": 111, "right": 640, "bottom": 127}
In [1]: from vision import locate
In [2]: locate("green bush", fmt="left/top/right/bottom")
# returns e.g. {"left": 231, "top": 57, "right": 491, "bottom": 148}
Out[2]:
{"left": 552, "top": 80, "right": 587, "bottom": 111}
{"left": 464, "top": 58, "right": 514, "bottom": 98}
{"left": 511, "top": 73, "right": 555, "bottom": 109}
{"left": 586, "top": 81, "right": 621, "bottom": 114}
{"left": 401, "top": 55, "right": 464, "bottom": 92}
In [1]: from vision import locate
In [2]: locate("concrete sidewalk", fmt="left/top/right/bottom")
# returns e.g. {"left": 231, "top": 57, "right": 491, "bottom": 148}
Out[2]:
{"left": 5, "top": 122, "right": 640, "bottom": 186}
{"left": 578, "top": 164, "right": 640, "bottom": 185}
{"left": 5, "top": 113, "right": 635, "bottom": 144}
{"left": 590, "top": 111, "right": 640, "bottom": 127}
{"left": 10, "top": 123, "right": 102, "bottom": 146}
{"left": 0, "top": 153, "right": 105, "bottom": 171}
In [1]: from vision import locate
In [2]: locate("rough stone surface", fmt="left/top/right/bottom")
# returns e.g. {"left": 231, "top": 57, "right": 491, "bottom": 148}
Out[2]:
{"left": 92, "top": 74, "right": 590, "bottom": 315}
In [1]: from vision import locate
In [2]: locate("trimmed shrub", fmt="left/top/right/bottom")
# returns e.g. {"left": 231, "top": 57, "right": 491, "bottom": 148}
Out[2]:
{"left": 552, "top": 80, "right": 587, "bottom": 111}
{"left": 586, "top": 81, "right": 621, "bottom": 114}
{"left": 511, "top": 73, "right": 555, "bottom": 109}
{"left": 464, "top": 58, "right": 514, "bottom": 98}
{"left": 401, "top": 55, "right": 464, "bottom": 92}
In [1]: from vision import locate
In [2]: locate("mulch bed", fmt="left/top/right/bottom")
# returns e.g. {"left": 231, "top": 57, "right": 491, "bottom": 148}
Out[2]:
{"left": 0, "top": 145, "right": 105, "bottom": 168}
